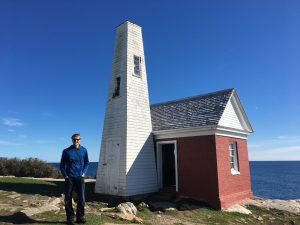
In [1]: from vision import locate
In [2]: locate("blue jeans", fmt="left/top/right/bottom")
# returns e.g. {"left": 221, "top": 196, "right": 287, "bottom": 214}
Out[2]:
{"left": 64, "top": 176, "right": 85, "bottom": 221}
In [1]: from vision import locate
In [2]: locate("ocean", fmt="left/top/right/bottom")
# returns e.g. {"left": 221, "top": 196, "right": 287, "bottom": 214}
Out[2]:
{"left": 50, "top": 161, "right": 300, "bottom": 200}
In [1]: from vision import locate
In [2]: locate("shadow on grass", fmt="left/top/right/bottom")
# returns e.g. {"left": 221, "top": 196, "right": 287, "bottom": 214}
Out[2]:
{"left": 0, "top": 177, "right": 210, "bottom": 210}
{"left": 0, "top": 178, "right": 123, "bottom": 206}
{"left": 0, "top": 212, "right": 65, "bottom": 224}
{"left": 0, "top": 179, "right": 65, "bottom": 197}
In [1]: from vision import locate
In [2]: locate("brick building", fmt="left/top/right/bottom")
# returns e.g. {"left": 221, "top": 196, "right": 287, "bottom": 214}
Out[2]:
{"left": 95, "top": 21, "right": 253, "bottom": 209}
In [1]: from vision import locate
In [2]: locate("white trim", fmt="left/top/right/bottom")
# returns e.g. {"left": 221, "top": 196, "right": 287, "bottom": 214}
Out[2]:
{"left": 230, "top": 90, "right": 253, "bottom": 133}
{"left": 156, "top": 140, "right": 178, "bottom": 192}
{"left": 153, "top": 125, "right": 250, "bottom": 140}
{"left": 229, "top": 142, "right": 240, "bottom": 175}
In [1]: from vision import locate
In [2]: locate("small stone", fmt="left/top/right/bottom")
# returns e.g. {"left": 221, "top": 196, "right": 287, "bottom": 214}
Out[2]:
{"left": 100, "top": 207, "right": 115, "bottom": 212}
{"left": 157, "top": 215, "right": 161, "bottom": 218}
{"left": 8, "top": 193, "right": 21, "bottom": 199}
{"left": 165, "top": 207, "right": 176, "bottom": 211}
{"left": 257, "top": 216, "right": 263, "bottom": 221}
{"left": 137, "top": 202, "right": 149, "bottom": 210}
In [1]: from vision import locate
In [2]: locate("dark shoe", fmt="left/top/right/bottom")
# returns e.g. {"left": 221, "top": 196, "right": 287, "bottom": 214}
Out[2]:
{"left": 76, "top": 217, "right": 86, "bottom": 224}
{"left": 66, "top": 220, "right": 74, "bottom": 225}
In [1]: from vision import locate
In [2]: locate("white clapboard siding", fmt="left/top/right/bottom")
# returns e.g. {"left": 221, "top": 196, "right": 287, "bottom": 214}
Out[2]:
{"left": 95, "top": 21, "right": 158, "bottom": 196}
{"left": 95, "top": 22, "right": 128, "bottom": 196}
{"left": 218, "top": 98, "right": 244, "bottom": 130}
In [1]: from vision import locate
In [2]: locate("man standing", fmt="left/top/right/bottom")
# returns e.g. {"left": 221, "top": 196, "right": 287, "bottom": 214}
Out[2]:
{"left": 60, "top": 133, "right": 89, "bottom": 224}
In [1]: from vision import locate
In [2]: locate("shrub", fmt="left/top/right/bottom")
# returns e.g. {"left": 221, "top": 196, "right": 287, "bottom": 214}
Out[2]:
{"left": 0, "top": 157, "right": 62, "bottom": 178}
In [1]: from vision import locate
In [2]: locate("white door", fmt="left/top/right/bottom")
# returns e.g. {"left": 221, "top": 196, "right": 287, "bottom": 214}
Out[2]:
{"left": 104, "top": 138, "right": 120, "bottom": 194}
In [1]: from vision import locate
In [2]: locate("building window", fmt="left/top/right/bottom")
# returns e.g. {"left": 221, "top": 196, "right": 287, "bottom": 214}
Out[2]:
{"left": 133, "top": 55, "right": 141, "bottom": 76}
{"left": 229, "top": 142, "right": 240, "bottom": 175}
{"left": 112, "top": 77, "right": 120, "bottom": 98}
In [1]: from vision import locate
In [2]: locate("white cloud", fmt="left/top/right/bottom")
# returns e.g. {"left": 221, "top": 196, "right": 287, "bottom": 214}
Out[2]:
{"left": 2, "top": 118, "right": 24, "bottom": 127}
{"left": 0, "top": 140, "right": 23, "bottom": 146}
{"left": 249, "top": 135, "right": 300, "bottom": 148}
{"left": 277, "top": 135, "right": 287, "bottom": 139}
{"left": 248, "top": 135, "right": 300, "bottom": 160}
{"left": 0, "top": 140, "right": 13, "bottom": 145}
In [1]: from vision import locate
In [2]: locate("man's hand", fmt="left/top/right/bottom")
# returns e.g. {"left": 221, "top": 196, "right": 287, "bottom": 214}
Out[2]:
{"left": 82, "top": 173, "right": 85, "bottom": 177}
{"left": 65, "top": 176, "right": 69, "bottom": 179}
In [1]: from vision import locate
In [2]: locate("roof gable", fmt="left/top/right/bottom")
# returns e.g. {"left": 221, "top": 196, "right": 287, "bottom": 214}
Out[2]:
{"left": 218, "top": 90, "right": 253, "bottom": 132}
{"left": 150, "top": 89, "right": 234, "bottom": 131}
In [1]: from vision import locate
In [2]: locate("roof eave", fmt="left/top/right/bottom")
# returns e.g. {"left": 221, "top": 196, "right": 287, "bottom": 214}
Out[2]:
{"left": 152, "top": 125, "right": 251, "bottom": 140}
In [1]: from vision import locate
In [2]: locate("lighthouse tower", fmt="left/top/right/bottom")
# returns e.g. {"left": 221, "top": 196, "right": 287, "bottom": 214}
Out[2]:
{"left": 95, "top": 21, "right": 158, "bottom": 196}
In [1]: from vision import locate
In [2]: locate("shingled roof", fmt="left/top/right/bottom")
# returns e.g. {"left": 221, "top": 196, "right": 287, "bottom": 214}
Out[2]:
{"left": 150, "top": 88, "right": 234, "bottom": 131}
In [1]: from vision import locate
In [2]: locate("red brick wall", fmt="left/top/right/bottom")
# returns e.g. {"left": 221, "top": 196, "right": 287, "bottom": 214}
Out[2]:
{"left": 158, "top": 136, "right": 220, "bottom": 208}
{"left": 157, "top": 135, "right": 252, "bottom": 209}
{"left": 215, "top": 135, "right": 253, "bottom": 208}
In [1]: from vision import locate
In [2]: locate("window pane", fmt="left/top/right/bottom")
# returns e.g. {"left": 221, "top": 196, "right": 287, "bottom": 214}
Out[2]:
{"left": 113, "top": 77, "right": 121, "bottom": 98}
{"left": 133, "top": 55, "right": 141, "bottom": 76}
{"left": 229, "top": 142, "right": 239, "bottom": 173}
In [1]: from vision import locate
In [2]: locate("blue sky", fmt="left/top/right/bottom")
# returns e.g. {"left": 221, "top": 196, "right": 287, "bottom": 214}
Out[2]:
{"left": 0, "top": 0, "right": 299, "bottom": 162}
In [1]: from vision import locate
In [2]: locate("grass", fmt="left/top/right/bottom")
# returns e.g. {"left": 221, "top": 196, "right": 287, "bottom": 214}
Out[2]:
{"left": 0, "top": 177, "right": 300, "bottom": 225}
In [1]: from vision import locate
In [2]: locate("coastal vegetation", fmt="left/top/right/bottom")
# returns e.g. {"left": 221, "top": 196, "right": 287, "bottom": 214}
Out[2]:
{"left": 0, "top": 157, "right": 62, "bottom": 178}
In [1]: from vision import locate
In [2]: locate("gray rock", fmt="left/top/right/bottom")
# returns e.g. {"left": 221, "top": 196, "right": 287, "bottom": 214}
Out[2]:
{"left": 116, "top": 202, "right": 137, "bottom": 215}
{"left": 137, "top": 202, "right": 149, "bottom": 210}
{"left": 257, "top": 216, "right": 263, "bottom": 221}
{"left": 165, "top": 207, "right": 177, "bottom": 211}
{"left": 224, "top": 204, "right": 252, "bottom": 215}
{"left": 21, "top": 205, "right": 60, "bottom": 216}
{"left": 100, "top": 207, "right": 115, "bottom": 212}
{"left": 8, "top": 193, "right": 21, "bottom": 199}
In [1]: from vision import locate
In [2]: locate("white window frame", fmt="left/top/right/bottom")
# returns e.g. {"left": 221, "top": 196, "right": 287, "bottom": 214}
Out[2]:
{"left": 156, "top": 140, "right": 178, "bottom": 192}
{"left": 229, "top": 142, "right": 240, "bottom": 175}
{"left": 133, "top": 55, "right": 141, "bottom": 77}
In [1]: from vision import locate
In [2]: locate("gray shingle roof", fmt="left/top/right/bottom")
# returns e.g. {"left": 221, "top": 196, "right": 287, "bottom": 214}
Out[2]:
{"left": 150, "top": 88, "right": 234, "bottom": 131}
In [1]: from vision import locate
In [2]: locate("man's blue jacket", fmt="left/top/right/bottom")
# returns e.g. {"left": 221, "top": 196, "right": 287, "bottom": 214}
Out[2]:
{"left": 60, "top": 145, "right": 89, "bottom": 178}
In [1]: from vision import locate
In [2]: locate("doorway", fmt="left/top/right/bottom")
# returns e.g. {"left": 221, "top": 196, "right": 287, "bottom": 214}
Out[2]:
{"left": 156, "top": 141, "right": 178, "bottom": 192}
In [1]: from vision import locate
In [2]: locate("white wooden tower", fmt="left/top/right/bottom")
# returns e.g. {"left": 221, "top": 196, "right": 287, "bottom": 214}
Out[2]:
{"left": 95, "top": 21, "right": 158, "bottom": 196}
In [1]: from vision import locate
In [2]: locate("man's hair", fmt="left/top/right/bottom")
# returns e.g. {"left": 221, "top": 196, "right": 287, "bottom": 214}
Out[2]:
{"left": 71, "top": 133, "right": 81, "bottom": 139}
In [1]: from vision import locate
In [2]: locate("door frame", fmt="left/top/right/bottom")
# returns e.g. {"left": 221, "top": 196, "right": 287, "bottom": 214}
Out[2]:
{"left": 156, "top": 140, "right": 178, "bottom": 192}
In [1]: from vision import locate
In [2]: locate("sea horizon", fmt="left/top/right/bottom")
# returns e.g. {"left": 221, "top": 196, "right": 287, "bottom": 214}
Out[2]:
{"left": 49, "top": 161, "right": 300, "bottom": 200}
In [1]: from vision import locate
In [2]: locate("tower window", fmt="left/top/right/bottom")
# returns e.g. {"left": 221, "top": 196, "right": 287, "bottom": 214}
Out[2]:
{"left": 133, "top": 55, "right": 141, "bottom": 76}
{"left": 112, "top": 77, "right": 121, "bottom": 98}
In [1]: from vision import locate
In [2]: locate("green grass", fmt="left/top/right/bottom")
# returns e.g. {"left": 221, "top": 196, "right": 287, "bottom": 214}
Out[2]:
{"left": 0, "top": 177, "right": 63, "bottom": 196}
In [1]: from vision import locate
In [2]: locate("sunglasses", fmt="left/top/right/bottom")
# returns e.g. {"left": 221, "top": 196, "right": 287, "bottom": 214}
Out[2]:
{"left": 72, "top": 139, "right": 80, "bottom": 141}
